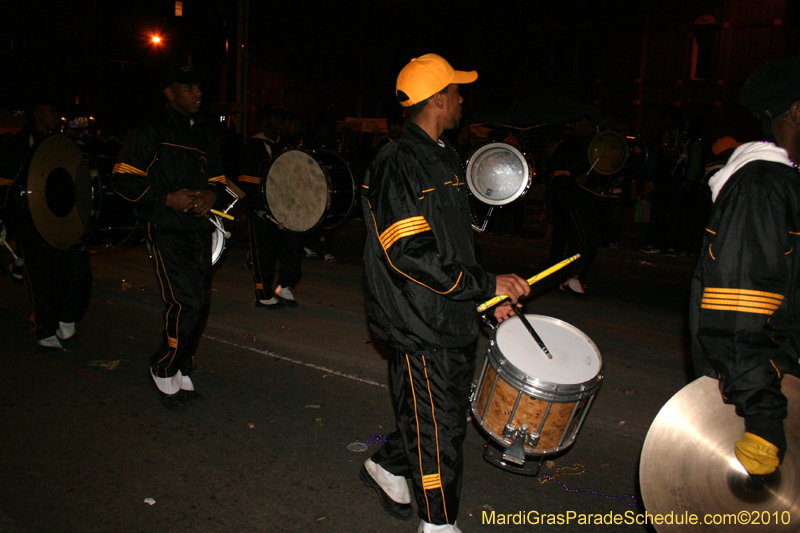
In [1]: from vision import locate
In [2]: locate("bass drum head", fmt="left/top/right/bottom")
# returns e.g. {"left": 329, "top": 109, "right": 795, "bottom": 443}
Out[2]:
{"left": 494, "top": 315, "right": 602, "bottom": 391}
{"left": 25, "top": 134, "right": 100, "bottom": 250}
{"left": 265, "top": 150, "right": 329, "bottom": 232}
{"left": 587, "top": 131, "right": 629, "bottom": 176}
{"left": 466, "top": 143, "right": 530, "bottom": 206}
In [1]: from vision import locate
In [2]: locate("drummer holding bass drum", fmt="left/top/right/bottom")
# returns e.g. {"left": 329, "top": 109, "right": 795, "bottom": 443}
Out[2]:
{"left": 0, "top": 97, "right": 93, "bottom": 350}
{"left": 237, "top": 105, "right": 304, "bottom": 309}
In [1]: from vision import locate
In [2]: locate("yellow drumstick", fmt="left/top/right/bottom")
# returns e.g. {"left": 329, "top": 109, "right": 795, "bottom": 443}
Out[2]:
{"left": 210, "top": 209, "right": 235, "bottom": 221}
{"left": 476, "top": 254, "right": 581, "bottom": 313}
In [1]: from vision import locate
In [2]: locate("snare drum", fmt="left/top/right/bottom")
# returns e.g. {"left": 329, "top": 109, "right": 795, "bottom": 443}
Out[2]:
{"left": 210, "top": 215, "right": 225, "bottom": 265}
{"left": 262, "top": 149, "right": 355, "bottom": 232}
{"left": 471, "top": 314, "right": 602, "bottom": 456}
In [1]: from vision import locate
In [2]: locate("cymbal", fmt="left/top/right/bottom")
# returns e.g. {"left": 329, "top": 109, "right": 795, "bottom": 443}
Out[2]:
{"left": 640, "top": 375, "right": 799, "bottom": 532}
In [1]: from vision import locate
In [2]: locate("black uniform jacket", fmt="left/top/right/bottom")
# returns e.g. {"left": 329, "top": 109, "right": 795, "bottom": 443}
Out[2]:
{"left": 362, "top": 120, "right": 496, "bottom": 353}
{"left": 690, "top": 159, "right": 800, "bottom": 428}
{"left": 110, "top": 106, "right": 226, "bottom": 232}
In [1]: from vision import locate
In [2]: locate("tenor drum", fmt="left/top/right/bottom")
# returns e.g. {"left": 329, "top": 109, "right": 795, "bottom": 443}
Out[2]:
{"left": 262, "top": 149, "right": 355, "bottom": 232}
{"left": 471, "top": 314, "right": 602, "bottom": 456}
{"left": 466, "top": 142, "right": 531, "bottom": 206}
{"left": 21, "top": 134, "right": 102, "bottom": 250}
{"left": 587, "top": 131, "right": 648, "bottom": 176}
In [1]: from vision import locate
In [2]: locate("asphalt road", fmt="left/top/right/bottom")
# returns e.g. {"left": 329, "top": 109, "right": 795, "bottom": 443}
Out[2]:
{"left": 0, "top": 216, "right": 698, "bottom": 533}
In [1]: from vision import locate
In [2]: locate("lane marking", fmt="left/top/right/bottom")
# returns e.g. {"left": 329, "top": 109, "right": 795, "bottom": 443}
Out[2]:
{"left": 202, "top": 334, "right": 388, "bottom": 389}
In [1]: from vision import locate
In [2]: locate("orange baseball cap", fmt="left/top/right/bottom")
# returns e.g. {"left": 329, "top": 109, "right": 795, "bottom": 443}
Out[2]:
{"left": 396, "top": 54, "right": 478, "bottom": 107}
{"left": 711, "top": 136, "right": 743, "bottom": 156}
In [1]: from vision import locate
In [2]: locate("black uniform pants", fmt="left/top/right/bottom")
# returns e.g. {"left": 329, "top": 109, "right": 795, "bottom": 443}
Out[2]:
{"left": 247, "top": 215, "right": 303, "bottom": 301}
{"left": 17, "top": 222, "right": 92, "bottom": 340}
{"left": 371, "top": 344, "right": 476, "bottom": 525}
{"left": 565, "top": 205, "right": 599, "bottom": 282}
{"left": 146, "top": 222, "right": 212, "bottom": 378}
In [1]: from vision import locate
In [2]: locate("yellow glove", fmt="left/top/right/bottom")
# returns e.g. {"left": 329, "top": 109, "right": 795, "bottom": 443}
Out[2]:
{"left": 734, "top": 432, "right": 780, "bottom": 475}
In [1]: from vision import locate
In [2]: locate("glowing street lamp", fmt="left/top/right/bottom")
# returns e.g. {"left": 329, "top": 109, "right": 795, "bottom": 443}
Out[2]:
{"left": 151, "top": 35, "right": 162, "bottom": 45}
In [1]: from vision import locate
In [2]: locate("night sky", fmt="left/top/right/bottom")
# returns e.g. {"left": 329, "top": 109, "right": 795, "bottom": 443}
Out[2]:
{"left": 1, "top": 1, "right": 797, "bottom": 138}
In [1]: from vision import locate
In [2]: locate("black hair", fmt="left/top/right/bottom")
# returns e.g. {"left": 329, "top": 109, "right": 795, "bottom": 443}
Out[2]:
{"left": 403, "top": 86, "right": 449, "bottom": 120}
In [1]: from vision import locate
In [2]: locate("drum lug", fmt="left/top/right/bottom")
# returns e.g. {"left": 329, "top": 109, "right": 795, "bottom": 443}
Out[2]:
{"left": 501, "top": 424, "right": 538, "bottom": 466}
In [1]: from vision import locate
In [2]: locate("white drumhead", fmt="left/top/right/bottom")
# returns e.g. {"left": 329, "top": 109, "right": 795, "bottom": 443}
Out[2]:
{"left": 466, "top": 143, "right": 530, "bottom": 206}
{"left": 266, "top": 150, "right": 328, "bottom": 231}
{"left": 494, "top": 314, "right": 601, "bottom": 385}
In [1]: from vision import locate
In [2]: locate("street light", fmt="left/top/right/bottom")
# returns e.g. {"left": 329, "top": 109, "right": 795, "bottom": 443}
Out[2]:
{"left": 151, "top": 35, "right": 162, "bottom": 44}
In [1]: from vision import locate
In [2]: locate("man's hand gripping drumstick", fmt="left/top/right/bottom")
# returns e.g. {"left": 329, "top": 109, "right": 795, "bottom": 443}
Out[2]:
{"left": 477, "top": 254, "right": 581, "bottom": 313}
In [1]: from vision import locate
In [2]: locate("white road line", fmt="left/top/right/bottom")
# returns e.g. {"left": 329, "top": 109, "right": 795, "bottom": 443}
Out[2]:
{"left": 203, "top": 334, "right": 388, "bottom": 389}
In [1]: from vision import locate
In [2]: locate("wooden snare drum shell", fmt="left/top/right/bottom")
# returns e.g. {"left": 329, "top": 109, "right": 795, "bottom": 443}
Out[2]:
{"left": 474, "top": 364, "right": 590, "bottom": 454}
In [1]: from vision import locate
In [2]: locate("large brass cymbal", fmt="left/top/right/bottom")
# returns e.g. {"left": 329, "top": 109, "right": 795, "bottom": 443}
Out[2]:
{"left": 640, "top": 375, "right": 799, "bottom": 532}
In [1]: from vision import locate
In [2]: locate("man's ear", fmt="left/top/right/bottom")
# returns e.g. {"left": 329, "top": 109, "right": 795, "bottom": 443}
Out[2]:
{"left": 433, "top": 92, "right": 445, "bottom": 109}
{"left": 789, "top": 100, "right": 800, "bottom": 125}
{"left": 164, "top": 86, "right": 174, "bottom": 102}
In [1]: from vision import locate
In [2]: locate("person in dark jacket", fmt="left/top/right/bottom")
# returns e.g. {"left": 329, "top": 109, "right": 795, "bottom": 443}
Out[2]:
{"left": 111, "top": 65, "right": 227, "bottom": 410}
{"left": 0, "top": 98, "right": 93, "bottom": 349}
{"left": 237, "top": 105, "right": 303, "bottom": 309}
{"left": 359, "top": 53, "right": 530, "bottom": 533}
{"left": 690, "top": 56, "right": 800, "bottom": 476}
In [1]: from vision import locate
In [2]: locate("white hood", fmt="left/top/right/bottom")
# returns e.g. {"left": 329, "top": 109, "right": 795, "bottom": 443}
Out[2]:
{"left": 708, "top": 141, "right": 794, "bottom": 202}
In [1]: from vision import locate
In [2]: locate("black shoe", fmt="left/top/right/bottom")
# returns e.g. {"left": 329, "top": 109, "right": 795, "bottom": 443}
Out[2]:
{"left": 359, "top": 465, "right": 413, "bottom": 520}
{"left": 150, "top": 378, "right": 193, "bottom": 411}
{"left": 155, "top": 388, "right": 194, "bottom": 411}
{"left": 255, "top": 298, "right": 285, "bottom": 310}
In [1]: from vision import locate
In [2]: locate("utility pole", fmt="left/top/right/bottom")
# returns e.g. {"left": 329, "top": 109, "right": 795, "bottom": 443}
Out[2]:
{"left": 236, "top": 0, "right": 249, "bottom": 144}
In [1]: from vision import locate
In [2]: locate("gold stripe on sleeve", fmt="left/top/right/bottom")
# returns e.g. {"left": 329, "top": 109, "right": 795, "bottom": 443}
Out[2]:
{"left": 113, "top": 162, "right": 147, "bottom": 176}
{"left": 701, "top": 287, "right": 784, "bottom": 315}
{"left": 379, "top": 216, "right": 431, "bottom": 251}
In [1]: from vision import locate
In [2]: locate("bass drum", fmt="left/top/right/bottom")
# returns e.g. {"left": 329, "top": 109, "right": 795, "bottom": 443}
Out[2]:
{"left": 587, "top": 131, "right": 648, "bottom": 176}
{"left": 21, "top": 134, "right": 102, "bottom": 250}
{"left": 262, "top": 149, "right": 355, "bottom": 232}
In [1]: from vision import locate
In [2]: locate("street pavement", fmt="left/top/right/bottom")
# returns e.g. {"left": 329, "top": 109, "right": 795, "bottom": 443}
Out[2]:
{"left": 0, "top": 217, "right": 698, "bottom": 533}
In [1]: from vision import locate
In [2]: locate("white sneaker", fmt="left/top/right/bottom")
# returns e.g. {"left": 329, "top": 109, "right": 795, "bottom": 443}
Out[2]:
{"left": 364, "top": 458, "right": 411, "bottom": 504}
{"left": 57, "top": 321, "right": 75, "bottom": 340}
{"left": 304, "top": 247, "right": 318, "bottom": 258}
{"left": 38, "top": 335, "right": 63, "bottom": 349}
{"left": 151, "top": 369, "right": 183, "bottom": 395}
{"left": 418, "top": 521, "right": 462, "bottom": 533}
{"left": 275, "top": 285, "right": 298, "bottom": 307}
{"left": 181, "top": 374, "right": 195, "bottom": 392}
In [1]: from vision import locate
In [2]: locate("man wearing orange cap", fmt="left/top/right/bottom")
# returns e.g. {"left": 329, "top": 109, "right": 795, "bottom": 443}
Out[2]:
{"left": 359, "top": 54, "right": 530, "bottom": 533}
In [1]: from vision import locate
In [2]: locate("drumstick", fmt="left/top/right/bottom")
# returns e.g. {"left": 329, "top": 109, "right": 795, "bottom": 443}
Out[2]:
{"left": 516, "top": 312, "right": 553, "bottom": 360}
{"left": 3, "top": 241, "right": 19, "bottom": 261}
{"left": 476, "top": 254, "right": 581, "bottom": 313}
{"left": 210, "top": 209, "right": 234, "bottom": 221}
{"left": 587, "top": 156, "right": 600, "bottom": 174}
